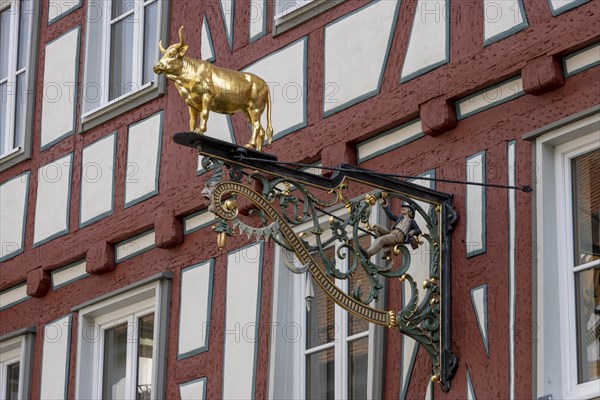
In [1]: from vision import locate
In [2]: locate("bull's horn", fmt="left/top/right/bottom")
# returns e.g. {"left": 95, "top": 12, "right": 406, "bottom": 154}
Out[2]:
{"left": 178, "top": 26, "right": 185, "bottom": 47}
{"left": 158, "top": 40, "right": 166, "bottom": 54}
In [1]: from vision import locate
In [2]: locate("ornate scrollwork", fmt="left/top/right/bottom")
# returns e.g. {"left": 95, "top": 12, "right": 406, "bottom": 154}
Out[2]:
{"left": 175, "top": 132, "right": 457, "bottom": 391}
{"left": 198, "top": 155, "right": 456, "bottom": 386}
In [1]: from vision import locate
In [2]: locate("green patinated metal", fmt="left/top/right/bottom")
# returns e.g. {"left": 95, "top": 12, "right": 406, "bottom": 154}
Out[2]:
{"left": 177, "top": 133, "right": 458, "bottom": 391}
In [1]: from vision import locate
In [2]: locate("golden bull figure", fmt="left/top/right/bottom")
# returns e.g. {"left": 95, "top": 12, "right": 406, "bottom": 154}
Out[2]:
{"left": 154, "top": 27, "right": 273, "bottom": 151}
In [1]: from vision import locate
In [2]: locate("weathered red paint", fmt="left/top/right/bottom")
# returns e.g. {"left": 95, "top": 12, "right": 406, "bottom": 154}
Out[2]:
{"left": 25, "top": 268, "right": 50, "bottom": 298}
{"left": 420, "top": 95, "right": 458, "bottom": 136}
{"left": 524, "top": 54, "right": 566, "bottom": 95}
{"left": 85, "top": 240, "right": 115, "bottom": 275}
{"left": 0, "top": 0, "right": 597, "bottom": 399}
{"left": 155, "top": 212, "right": 184, "bottom": 249}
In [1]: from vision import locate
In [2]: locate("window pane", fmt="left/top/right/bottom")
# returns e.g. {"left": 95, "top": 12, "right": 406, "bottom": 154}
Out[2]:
{"left": 109, "top": 14, "right": 134, "bottom": 101}
{"left": 136, "top": 314, "right": 154, "bottom": 400}
{"left": 112, "top": 0, "right": 136, "bottom": 20}
{"left": 307, "top": 247, "right": 336, "bottom": 349}
{"left": 14, "top": 71, "right": 25, "bottom": 148}
{"left": 575, "top": 267, "right": 600, "bottom": 384}
{"left": 142, "top": 1, "right": 158, "bottom": 85}
{"left": 349, "top": 235, "right": 372, "bottom": 336}
{"left": 1, "top": 81, "right": 7, "bottom": 155}
{"left": 6, "top": 362, "right": 20, "bottom": 400}
{"left": 0, "top": 7, "right": 10, "bottom": 80}
{"left": 572, "top": 149, "right": 600, "bottom": 266}
{"left": 306, "top": 348, "right": 334, "bottom": 400}
{"left": 17, "top": 0, "right": 33, "bottom": 70}
{"left": 348, "top": 337, "right": 369, "bottom": 400}
{"left": 103, "top": 322, "right": 128, "bottom": 400}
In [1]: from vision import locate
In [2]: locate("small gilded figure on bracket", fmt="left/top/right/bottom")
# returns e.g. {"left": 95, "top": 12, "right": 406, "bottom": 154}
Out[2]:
{"left": 154, "top": 26, "right": 273, "bottom": 151}
{"left": 364, "top": 196, "right": 421, "bottom": 259}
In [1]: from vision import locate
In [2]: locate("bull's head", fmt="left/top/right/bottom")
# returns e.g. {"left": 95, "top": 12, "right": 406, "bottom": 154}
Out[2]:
{"left": 153, "top": 26, "right": 189, "bottom": 75}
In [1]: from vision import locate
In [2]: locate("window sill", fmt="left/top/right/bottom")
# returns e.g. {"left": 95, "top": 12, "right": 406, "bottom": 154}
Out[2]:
{"left": 0, "top": 147, "right": 23, "bottom": 162}
{"left": 273, "top": 0, "right": 344, "bottom": 36}
{"left": 0, "top": 146, "right": 31, "bottom": 171}
{"left": 564, "top": 379, "right": 600, "bottom": 400}
{"left": 80, "top": 81, "right": 163, "bottom": 132}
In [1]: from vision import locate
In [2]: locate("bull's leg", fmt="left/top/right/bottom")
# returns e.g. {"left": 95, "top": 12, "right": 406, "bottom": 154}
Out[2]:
{"left": 198, "top": 94, "right": 212, "bottom": 133}
{"left": 246, "top": 109, "right": 265, "bottom": 151}
{"left": 242, "top": 110, "right": 257, "bottom": 150}
{"left": 189, "top": 107, "right": 200, "bottom": 134}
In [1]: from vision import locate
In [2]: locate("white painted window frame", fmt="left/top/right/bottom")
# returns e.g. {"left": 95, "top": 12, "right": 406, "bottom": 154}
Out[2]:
{"left": 0, "top": 333, "right": 34, "bottom": 400}
{"left": 1, "top": 1, "right": 20, "bottom": 158}
{"left": 82, "top": 0, "right": 165, "bottom": 130}
{"left": 273, "top": 0, "right": 343, "bottom": 35}
{"left": 0, "top": 337, "right": 22, "bottom": 399}
{"left": 274, "top": 0, "right": 316, "bottom": 18}
{"left": 534, "top": 111, "right": 600, "bottom": 400}
{"left": 269, "top": 205, "right": 385, "bottom": 399}
{"left": 75, "top": 280, "right": 167, "bottom": 400}
{"left": 99, "top": 0, "right": 156, "bottom": 107}
{"left": 555, "top": 133, "right": 599, "bottom": 399}
{"left": 0, "top": 0, "right": 30, "bottom": 160}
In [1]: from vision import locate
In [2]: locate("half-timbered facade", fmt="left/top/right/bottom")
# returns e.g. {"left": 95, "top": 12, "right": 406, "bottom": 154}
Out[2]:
{"left": 0, "top": 0, "right": 598, "bottom": 399}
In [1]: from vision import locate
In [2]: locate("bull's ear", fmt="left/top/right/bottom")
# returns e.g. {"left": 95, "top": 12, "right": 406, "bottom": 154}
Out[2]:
{"left": 178, "top": 45, "right": 188, "bottom": 57}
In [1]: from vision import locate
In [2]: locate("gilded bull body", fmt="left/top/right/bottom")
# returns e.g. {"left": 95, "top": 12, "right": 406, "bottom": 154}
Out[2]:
{"left": 154, "top": 27, "right": 273, "bottom": 151}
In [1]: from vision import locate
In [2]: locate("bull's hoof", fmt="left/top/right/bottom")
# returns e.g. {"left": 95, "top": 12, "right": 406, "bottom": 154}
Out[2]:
{"left": 193, "top": 128, "right": 204, "bottom": 134}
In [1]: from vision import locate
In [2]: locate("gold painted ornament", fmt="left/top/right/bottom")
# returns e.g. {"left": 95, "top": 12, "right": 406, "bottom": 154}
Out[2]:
{"left": 154, "top": 27, "right": 273, "bottom": 151}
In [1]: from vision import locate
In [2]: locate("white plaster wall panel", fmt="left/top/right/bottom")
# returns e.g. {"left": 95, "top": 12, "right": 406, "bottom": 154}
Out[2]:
{"left": 507, "top": 140, "right": 517, "bottom": 396}
{"left": 323, "top": 0, "right": 400, "bottom": 115}
{"left": 115, "top": 231, "right": 156, "bottom": 262}
{"left": 0, "top": 172, "right": 29, "bottom": 260}
{"left": 400, "top": 171, "right": 435, "bottom": 400}
{"left": 244, "top": 38, "right": 307, "bottom": 139}
{"left": 0, "top": 284, "right": 29, "bottom": 310}
{"left": 40, "top": 27, "right": 79, "bottom": 149}
{"left": 201, "top": 16, "right": 216, "bottom": 62}
{"left": 400, "top": 335, "right": 418, "bottom": 400}
{"left": 220, "top": 0, "right": 234, "bottom": 47}
{"left": 184, "top": 210, "right": 215, "bottom": 234}
{"left": 40, "top": 315, "right": 72, "bottom": 400}
{"left": 401, "top": 0, "right": 449, "bottom": 82}
{"left": 564, "top": 43, "right": 600, "bottom": 76}
{"left": 483, "top": 0, "right": 527, "bottom": 45}
{"left": 465, "top": 152, "right": 486, "bottom": 257}
{"left": 357, "top": 119, "right": 423, "bottom": 162}
{"left": 80, "top": 133, "right": 116, "bottom": 227}
{"left": 250, "top": 0, "right": 267, "bottom": 41}
{"left": 301, "top": 162, "right": 322, "bottom": 176}
{"left": 466, "top": 368, "right": 477, "bottom": 399}
{"left": 425, "top": 381, "right": 433, "bottom": 400}
{"left": 456, "top": 77, "right": 524, "bottom": 119}
{"left": 51, "top": 260, "right": 88, "bottom": 289}
{"left": 406, "top": 172, "right": 435, "bottom": 302}
{"left": 548, "top": 0, "right": 589, "bottom": 15}
{"left": 180, "top": 377, "right": 207, "bottom": 400}
{"left": 33, "top": 153, "right": 73, "bottom": 246}
{"left": 178, "top": 261, "right": 214, "bottom": 358}
{"left": 124, "top": 112, "right": 162, "bottom": 207}
{"left": 197, "top": 113, "right": 234, "bottom": 173}
{"left": 222, "top": 242, "right": 263, "bottom": 399}
{"left": 48, "top": 0, "right": 81, "bottom": 23}
{"left": 470, "top": 285, "right": 489, "bottom": 356}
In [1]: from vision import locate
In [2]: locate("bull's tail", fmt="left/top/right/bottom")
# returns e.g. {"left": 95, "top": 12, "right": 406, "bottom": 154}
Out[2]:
{"left": 265, "top": 89, "right": 273, "bottom": 145}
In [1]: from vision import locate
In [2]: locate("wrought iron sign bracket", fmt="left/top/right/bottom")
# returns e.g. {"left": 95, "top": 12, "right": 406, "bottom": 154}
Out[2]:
{"left": 174, "top": 133, "right": 459, "bottom": 390}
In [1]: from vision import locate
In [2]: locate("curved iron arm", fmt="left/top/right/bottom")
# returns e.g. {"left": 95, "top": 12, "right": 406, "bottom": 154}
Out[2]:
{"left": 176, "top": 133, "right": 458, "bottom": 391}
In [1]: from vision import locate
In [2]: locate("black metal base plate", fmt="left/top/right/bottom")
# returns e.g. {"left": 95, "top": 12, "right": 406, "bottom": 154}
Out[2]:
{"left": 173, "top": 132, "right": 278, "bottom": 162}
